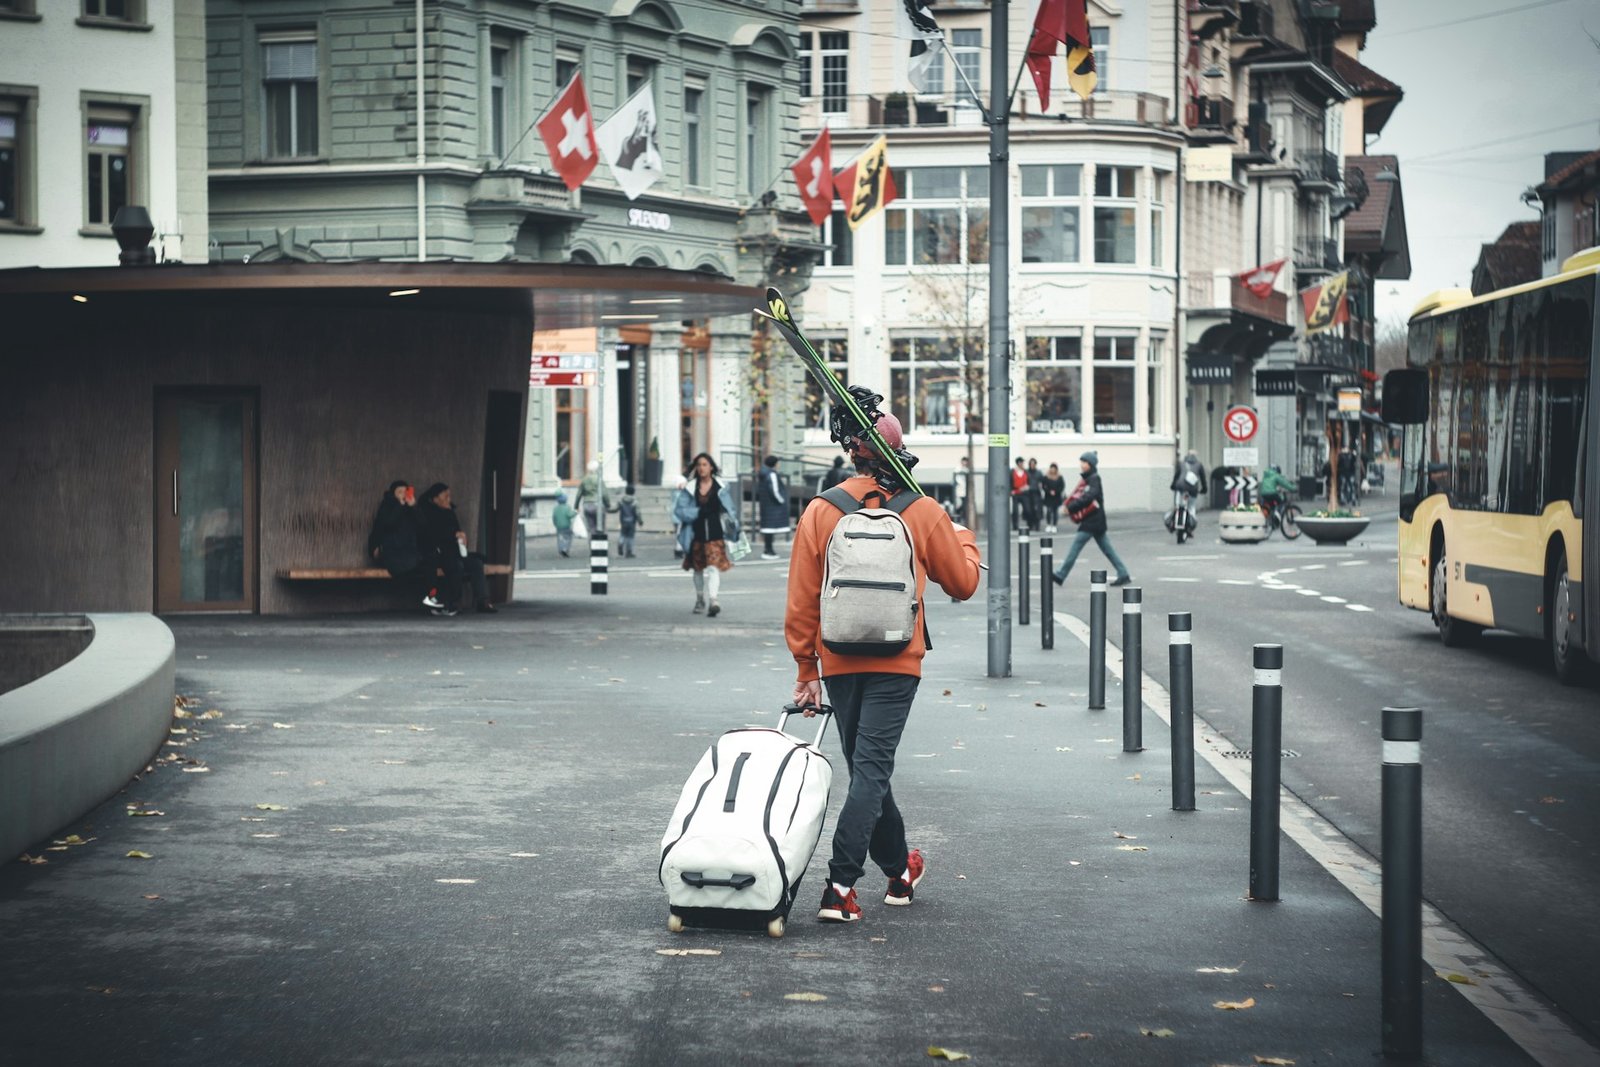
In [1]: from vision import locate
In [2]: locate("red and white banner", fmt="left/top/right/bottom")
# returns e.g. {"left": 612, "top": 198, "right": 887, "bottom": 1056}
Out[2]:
{"left": 791, "top": 129, "right": 835, "bottom": 227}
{"left": 1300, "top": 271, "right": 1351, "bottom": 336}
{"left": 536, "top": 73, "right": 598, "bottom": 192}
{"left": 1024, "top": 0, "right": 1095, "bottom": 109}
{"left": 1237, "top": 259, "right": 1286, "bottom": 298}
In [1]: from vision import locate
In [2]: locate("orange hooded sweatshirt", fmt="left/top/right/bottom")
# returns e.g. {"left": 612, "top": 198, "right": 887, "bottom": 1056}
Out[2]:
{"left": 786, "top": 475, "right": 982, "bottom": 682}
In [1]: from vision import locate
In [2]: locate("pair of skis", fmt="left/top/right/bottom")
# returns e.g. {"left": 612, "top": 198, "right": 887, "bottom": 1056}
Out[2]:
{"left": 756, "top": 287, "right": 924, "bottom": 497}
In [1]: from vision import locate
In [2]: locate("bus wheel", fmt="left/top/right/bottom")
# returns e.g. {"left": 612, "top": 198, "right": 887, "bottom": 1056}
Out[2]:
{"left": 1550, "top": 550, "right": 1586, "bottom": 685}
{"left": 1432, "top": 549, "right": 1481, "bottom": 648}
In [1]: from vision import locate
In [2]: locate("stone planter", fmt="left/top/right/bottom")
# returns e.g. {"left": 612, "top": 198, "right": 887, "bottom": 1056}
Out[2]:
{"left": 1297, "top": 515, "right": 1371, "bottom": 545}
{"left": 1218, "top": 509, "right": 1268, "bottom": 543}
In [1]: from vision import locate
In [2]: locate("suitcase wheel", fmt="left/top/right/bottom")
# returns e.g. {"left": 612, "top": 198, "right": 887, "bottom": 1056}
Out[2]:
{"left": 766, "top": 916, "right": 785, "bottom": 939}
{"left": 667, "top": 913, "right": 685, "bottom": 933}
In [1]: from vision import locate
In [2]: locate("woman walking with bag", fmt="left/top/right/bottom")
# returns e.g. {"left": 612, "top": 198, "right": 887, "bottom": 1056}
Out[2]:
{"left": 674, "top": 453, "right": 740, "bottom": 616}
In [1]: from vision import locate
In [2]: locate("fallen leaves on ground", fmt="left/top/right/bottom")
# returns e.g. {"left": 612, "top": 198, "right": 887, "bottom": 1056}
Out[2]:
{"left": 1113, "top": 831, "right": 1137, "bottom": 840}
{"left": 1055, "top": 746, "right": 1073, "bottom": 752}
{"left": 170, "top": 728, "right": 188, "bottom": 736}
{"left": 1254, "top": 1058, "right": 1295, "bottom": 1066}
{"left": 656, "top": 948, "right": 721, "bottom": 957}
{"left": 942, "top": 689, "right": 952, "bottom": 696}
{"left": 182, "top": 766, "right": 210, "bottom": 773}
{"left": 125, "top": 851, "right": 153, "bottom": 859}
{"left": 1539, "top": 796, "right": 1564, "bottom": 805}
{"left": 927, "top": 985, "right": 945, "bottom": 993}
{"left": 1033, "top": 701, "right": 1047, "bottom": 708}
{"left": 784, "top": 992, "right": 827, "bottom": 1002}
{"left": 1196, "top": 966, "right": 1241, "bottom": 974}
{"left": 199, "top": 709, "right": 223, "bottom": 720}
{"left": 926, "top": 1048, "right": 969, "bottom": 1062}
{"left": 240, "top": 816, "right": 266, "bottom": 822}
{"left": 1117, "top": 845, "right": 1149, "bottom": 852}
{"left": 18, "top": 854, "right": 47, "bottom": 865}
{"left": 173, "top": 709, "right": 193, "bottom": 720}
{"left": 255, "top": 803, "right": 286, "bottom": 811}
{"left": 127, "top": 809, "right": 165, "bottom": 817}
{"left": 1436, "top": 972, "right": 1476, "bottom": 985}
{"left": 1139, "top": 1027, "right": 1175, "bottom": 1038}
{"left": 1214, "top": 997, "right": 1256, "bottom": 1010}
{"left": 1126, "top": 773, "right": 1142, "bottom": 781}
{"left": 271, "top": 722, "right": 294, "bottom": 729}
{"left": 408, "top": 725, "right": 434, "bottom": 733}
{"left": 86, "top": 985, "right": 115, "bottom": 995}
{"left": 1071, "top": 1033, "right": 1092, "bottom": 1041}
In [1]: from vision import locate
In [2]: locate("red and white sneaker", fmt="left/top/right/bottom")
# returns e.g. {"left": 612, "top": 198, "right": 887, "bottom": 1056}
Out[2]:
{"left": 817, "top": 884, "right": 862, "bottom": 923}
{"left": 884, "top": 849, "right": 926, "bottom": 906}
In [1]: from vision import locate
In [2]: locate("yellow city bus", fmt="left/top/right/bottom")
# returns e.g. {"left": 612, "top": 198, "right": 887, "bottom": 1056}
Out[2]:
{"left": 1382, "top": 248, "right": 1598, "bottom": 684}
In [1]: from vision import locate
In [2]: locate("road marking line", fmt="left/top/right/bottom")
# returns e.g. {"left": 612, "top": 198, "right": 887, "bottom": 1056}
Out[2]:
{"left": 1345, "top": 603, "right": 1375, "bottom": 612}
{"left": 1294, "top": 589, "right": 1322, "bottom": 597}
{"left": 1321, "top": 596, "right": 1348, "bottom": 604}
{"left": 1216, "top": 579, "right": 1254, "bottom": 585}
{"left": 1054, "top": 610, "right": 1600, "bottom": 1067}
{"left": 1339, "top": 560, "right": 1369, "bottom": 567}
{"left": 1301, "top": 564, "right": 1327, "bottom": 570}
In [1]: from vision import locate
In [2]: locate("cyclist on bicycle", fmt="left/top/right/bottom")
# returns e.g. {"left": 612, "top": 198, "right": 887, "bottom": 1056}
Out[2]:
{"left": 1259, "top": 464, "right": 1293, "bottom": 514}
{"left": 1170, "top": 450, "right": 1207, "bottom": 507}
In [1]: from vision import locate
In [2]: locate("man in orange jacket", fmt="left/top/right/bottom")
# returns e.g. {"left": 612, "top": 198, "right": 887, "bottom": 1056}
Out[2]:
{"left": 787, "top": 406, "right": 981, "bottom": 924}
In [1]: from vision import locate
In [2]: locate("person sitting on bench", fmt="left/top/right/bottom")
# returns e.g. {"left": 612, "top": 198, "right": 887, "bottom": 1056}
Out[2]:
{"left": 368, "top": 480, "right": 437, "bottom": 611}
{"left": 417, "top": 482, "right": 497, "bottom": 615}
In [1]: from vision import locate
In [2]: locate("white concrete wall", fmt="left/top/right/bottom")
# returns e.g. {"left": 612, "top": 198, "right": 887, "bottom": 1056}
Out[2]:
{"left": 0, "top": 0, "right": 186, "bottom": 268}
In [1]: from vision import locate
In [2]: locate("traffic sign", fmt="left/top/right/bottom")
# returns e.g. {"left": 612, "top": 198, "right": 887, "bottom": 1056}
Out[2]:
{"left": 1223, "top": 405, "right": 1259, "bottom": 443}
{"left": 1223, "top": 475, "right": 1259, "bottom": 492}
{"left": 532, "top": 353, "right": 599, "bottom": 370}
{"left": 528, "top": 370, "right": 593, "bottom": 388}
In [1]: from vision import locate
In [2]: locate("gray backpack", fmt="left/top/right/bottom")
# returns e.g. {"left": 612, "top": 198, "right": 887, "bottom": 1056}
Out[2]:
{"left": 818, "top": 486, "right": 921, "bottom": 656}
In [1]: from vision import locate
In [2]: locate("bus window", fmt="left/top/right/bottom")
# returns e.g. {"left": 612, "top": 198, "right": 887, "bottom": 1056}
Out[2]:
{"left": 1455, "top": 305, "right": 1489, "bottom": 509}
{"left": 1545, "top": 285, "right": 1592, "bottom": 508}
{"left": 1506, "top": 290, "right": 1544, "bottom": 515}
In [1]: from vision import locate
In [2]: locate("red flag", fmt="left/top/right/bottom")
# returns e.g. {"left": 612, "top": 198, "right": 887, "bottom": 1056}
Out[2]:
{"left": 536, "top": 74, "right": 598, "bottom": 192}
{"left": 832, "top": 136, "right": 900, "bottom": 232}
{"left": 791, "top": 129, "right": 835, "bottom": 227}
{"left": 1237, "top": 259, "right": 1287, "bottom": 298}
{"left": 1025, "top": 0, "right": 1095, "bottom": 109}
{"left": 1300, "top": 272, "right": 1351, "bottom": 336}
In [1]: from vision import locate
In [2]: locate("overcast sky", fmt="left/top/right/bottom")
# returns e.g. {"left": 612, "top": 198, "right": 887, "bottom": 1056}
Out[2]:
{"left": 1360, "top": 0, "right": 1600, "bottom": 326}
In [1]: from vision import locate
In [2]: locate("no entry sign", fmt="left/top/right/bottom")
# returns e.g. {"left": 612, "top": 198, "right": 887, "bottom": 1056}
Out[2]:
{"left": 1223, "top": 405, "right": 1259, "bottom": 443}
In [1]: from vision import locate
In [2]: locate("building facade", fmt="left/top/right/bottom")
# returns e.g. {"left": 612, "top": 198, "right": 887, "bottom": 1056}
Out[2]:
{"left": 1533, "top": 148, "right": 1600, "bottom": 277}
{"left": 798, "top": 0, "right": 1184, "bottom": 510}
{"left": 203, "top": 0, "right": 813, "bottom": 491}
{"left": 0, "top": 0, "right": 209, "bottom": 267}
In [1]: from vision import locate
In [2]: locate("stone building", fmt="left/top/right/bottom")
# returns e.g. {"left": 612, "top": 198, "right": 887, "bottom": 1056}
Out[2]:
{"left": 203, "top": 0, "right": 813, "bottom": 492}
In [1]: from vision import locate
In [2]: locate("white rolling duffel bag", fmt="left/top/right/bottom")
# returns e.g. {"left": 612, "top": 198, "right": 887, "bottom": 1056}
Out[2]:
{"left": 659, "top": 704, "right": 833, "bottom": 939}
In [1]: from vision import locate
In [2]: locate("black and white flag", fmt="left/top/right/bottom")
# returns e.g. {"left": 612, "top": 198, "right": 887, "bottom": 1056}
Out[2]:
{"left": 896, "top": 0, "right": 945, "bottom": 93}
{"left": 597, "top": 81, "right": 664, "bottom": 201}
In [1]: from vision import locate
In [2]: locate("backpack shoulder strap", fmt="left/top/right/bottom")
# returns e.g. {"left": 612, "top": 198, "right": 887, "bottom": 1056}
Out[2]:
{"left": 877, "top": 490, "right": 920, "bottom": 516}
{"left": 820, "top": 486, "right": 863, "bottom": 515}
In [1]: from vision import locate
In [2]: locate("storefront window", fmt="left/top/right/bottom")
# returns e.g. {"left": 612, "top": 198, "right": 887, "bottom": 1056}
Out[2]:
{"left": 889, "top": 336, "right": 983, "bottom": 434}
{"left": 1093, "top": 333, "right": 1137, "bottom": 433}
{"left": 1025, "top": 335, "right": 1082, "bottom": 433}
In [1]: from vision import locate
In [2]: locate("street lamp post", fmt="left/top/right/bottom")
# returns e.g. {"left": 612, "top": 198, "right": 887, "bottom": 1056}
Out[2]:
{"left": 985, "top": 0, "right": 1012, "bottom": 677}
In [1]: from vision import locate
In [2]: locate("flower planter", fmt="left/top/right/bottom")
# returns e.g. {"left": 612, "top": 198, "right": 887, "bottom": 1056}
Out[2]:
{"left": 1297, "top": 515, "right": 1371, "bottom": 545}
{"left": 1218, "top": 509, "right": 1268, "bottom": 543}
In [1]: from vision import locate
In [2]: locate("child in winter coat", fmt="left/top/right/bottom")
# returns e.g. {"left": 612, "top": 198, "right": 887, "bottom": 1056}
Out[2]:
{"left": 551, "top": 491, "right": 576, "bottom": 557}
{"left": 617, "top": 485, "right": 640, "bottom": 558}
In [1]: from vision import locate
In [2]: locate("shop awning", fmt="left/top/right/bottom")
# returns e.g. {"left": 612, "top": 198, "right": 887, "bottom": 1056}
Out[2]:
{"left": 1186, "top": 349, "right": 1233, "bottom": 384}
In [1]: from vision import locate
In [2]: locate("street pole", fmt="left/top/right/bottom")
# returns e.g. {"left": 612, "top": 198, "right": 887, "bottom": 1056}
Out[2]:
{"left": 985, "top": 0, "right": 1012, "bottom": 678}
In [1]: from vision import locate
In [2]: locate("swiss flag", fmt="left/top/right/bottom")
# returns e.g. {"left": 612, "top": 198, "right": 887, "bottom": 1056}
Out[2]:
{"left": 791, "top": 129, "right": 835, "bottom": 227}
{"left": 1025, "top": 0, "right": 1095, "bottom": 109}
{"left": 536, "top": 74, "right": 598, "bottom": 192}
{"left": 1237, "top": 259, "right": 1287, "bottom": 298}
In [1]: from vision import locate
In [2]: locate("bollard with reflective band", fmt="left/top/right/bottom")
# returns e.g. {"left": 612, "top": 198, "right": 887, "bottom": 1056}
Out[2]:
{"left": 1248, "top": 644, "right": 1284, "bottom": 901}
{"left": 590, "top": 534, "right": 609, "bottom": 596}
{"left": 1017, "top": 533, "right": 1031, "bottom": 626}
{"left": 1040, "top": 537, "right": 1054, "bottom": 650}
{"left": 1088, "top": 571, "right": 1107, "bottom": 710}
{"left": 1121, "top": 587, "right": 1143, "bottom": 753}
{"left": 1382, "top": 707, "right": 1423, "bottom": 1061}
{"left": 1169, "top": 613, "right": 1194, "bottom": 812}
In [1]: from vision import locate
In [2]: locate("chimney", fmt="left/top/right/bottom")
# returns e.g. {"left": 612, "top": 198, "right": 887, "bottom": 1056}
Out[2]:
{"left": 111, "top": 205, "right": 157, "bottom": 266}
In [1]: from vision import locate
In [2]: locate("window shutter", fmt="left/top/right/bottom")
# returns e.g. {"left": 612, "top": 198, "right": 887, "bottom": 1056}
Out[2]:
{"left": 265, "top": 41, "right": 317, "bottom": 81}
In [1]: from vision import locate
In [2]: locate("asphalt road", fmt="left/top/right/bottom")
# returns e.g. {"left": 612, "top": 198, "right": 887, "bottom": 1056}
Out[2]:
{"left": 1039, "top": 504, "right": 1600, "bottom": 1046}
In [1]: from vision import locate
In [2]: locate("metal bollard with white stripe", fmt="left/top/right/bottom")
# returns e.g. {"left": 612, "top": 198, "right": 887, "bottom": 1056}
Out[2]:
{"left": 1017, "top": 532, "right": 1031, "bottom": 626}
{"left": 589, "top": 534, "right": 608, "bottom": 596}
{"left": 1121, "top": 587, "right": 1143, "bottom": 753}
{"left": 1039, "top": 536, "right": 1054, "bottom": 650}
{"left": 1168, "top": 612, "right": 1194, "bottom": 811}
{"left": 1248, "top": 644, "right": 1284, "bottom": 901}
{"left": 1088, "top": 571, "right": 1107, "bottom": 710}
{"left": 1382, "top": 706, "right": 1423, "bottom": 1060}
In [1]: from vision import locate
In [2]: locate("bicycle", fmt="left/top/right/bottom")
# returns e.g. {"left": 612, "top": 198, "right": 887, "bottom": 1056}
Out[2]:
{"left": 1260, "top": 497, "right": 1302, "bottom": 540}
{"left": 1165, "top": 489, "right": 1198, "bottom": 544}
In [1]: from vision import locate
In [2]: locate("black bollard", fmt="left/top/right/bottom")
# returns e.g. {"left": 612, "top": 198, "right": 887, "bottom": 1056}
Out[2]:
{"left": 517, "top": 521, "right": 527, "bottom": 571}
{"left": 1168, "top": 612, "right": 1194, "bottom": 812}
{"left": 1018, "top": 532, "right": 1031, "bottom": 626}
{"left": 1382, "top": 707, "right": 1424, "bottom": 1061}
{"left": 1248, "top": 644, "right": 1284, "bottom": 901}
{"left": 1121, "top": 587, "right": 1143, "bottom": 753}
{"left": 590, "top": 534, "right": 609, "bottom": 595}
{"left": 1088, "top": 570, "right": 1107, "bottom": 710}
{"left": 1040, "top": 537, "right": 1054, "bottom": 650}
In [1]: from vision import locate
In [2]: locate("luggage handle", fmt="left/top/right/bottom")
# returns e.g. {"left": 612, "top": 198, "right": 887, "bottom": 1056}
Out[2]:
{"left": 679, "top": 871, "right": 756, "bottom": 890}
{"left": 781, "top": 702, "right": 833, "bottom": 748}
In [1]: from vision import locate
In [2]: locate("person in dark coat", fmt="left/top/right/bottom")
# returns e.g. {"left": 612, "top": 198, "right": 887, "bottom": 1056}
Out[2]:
{"left": 368, "top": 480, "right": 434, "bottom": 609}
{"left": 819, "top": 455, "right": 848, "bottom": 494}
{"left": 757, "top": 455, "right": 789, "bottom": 560}
{"left": 1024, "top": 458, "right": 1044, "bottom": 532}
{"left": 416, "top": 482, "right": 496, "bottom": 615}
{"left": 1051, "top": 451, "right": 1132, "bottom": 587}
{"left": 1040, "top": 463, "right": 1066, "bottom": 531}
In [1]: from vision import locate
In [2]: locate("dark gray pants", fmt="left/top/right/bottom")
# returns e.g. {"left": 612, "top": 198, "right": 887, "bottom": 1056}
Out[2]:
{"left": 823, "top": 672, "right": 918, "bottom": 887}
